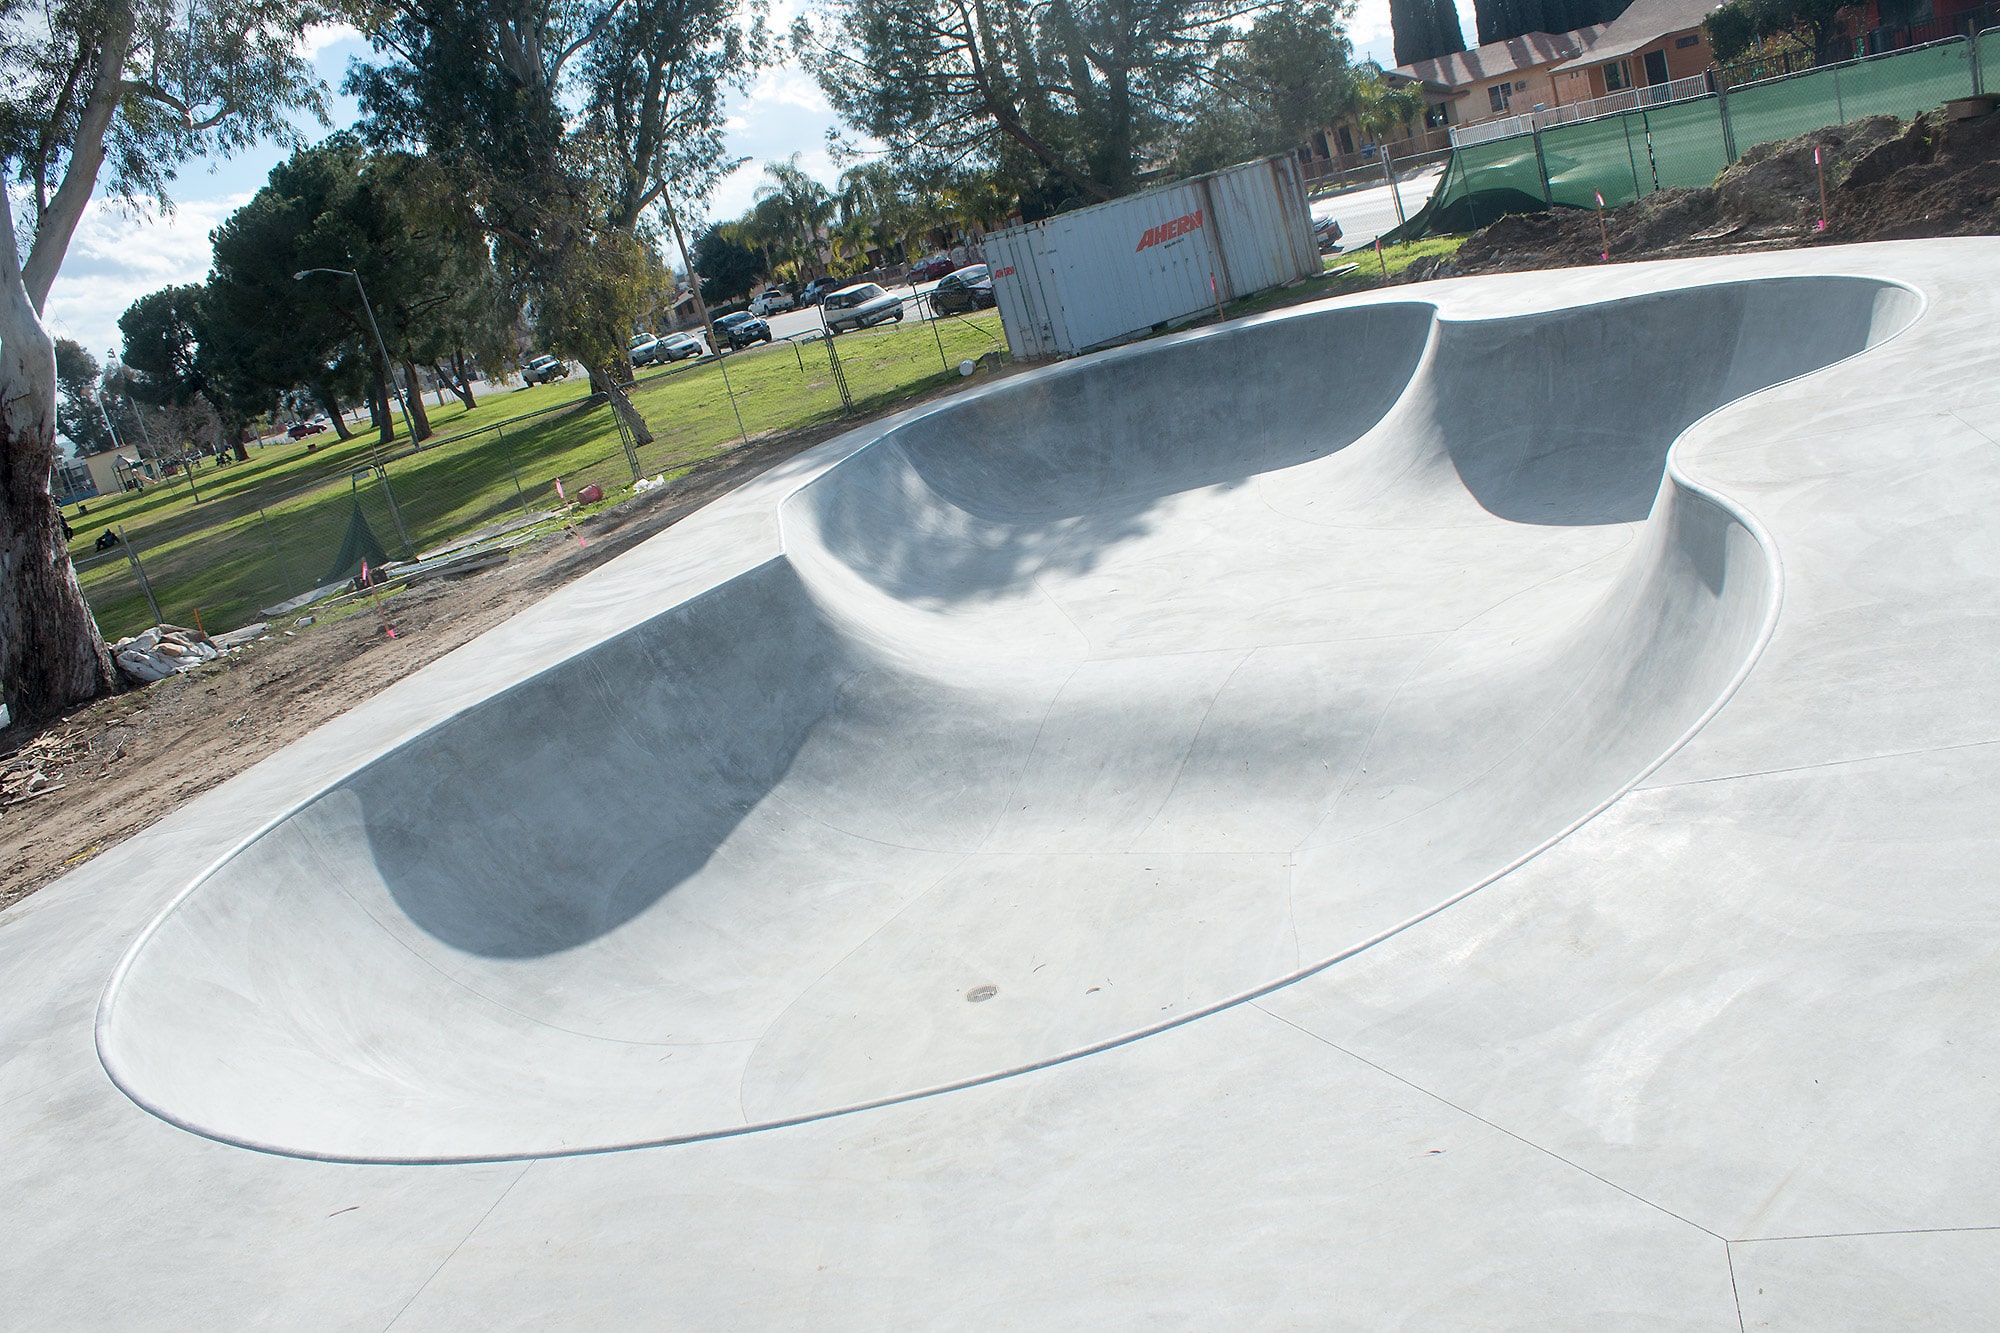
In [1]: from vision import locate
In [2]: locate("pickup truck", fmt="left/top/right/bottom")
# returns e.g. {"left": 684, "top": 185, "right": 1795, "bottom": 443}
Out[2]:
{"left": 522, "top": 355, "right": 569, "bottom": 385}
{"left": 748, "top": 288, "right": 796, "bottom": 316}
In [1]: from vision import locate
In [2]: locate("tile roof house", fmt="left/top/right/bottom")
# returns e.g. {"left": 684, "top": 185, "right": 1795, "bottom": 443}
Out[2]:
{"left": 1396, "top": 28, "right": 1607, "bottom": 127}
{"left": 1550, "top": 0, "right": 1725, "bottom": 101}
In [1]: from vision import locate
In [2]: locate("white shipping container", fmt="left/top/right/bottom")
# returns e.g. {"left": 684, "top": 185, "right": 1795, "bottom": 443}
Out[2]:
{"left": 986, "top": 155, "right": 1319, "bottom": 360}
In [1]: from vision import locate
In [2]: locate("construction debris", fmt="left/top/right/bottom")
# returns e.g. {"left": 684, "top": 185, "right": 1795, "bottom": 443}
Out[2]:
{"left": 112, "top": 625, "right": 220, "bottom": 686}
{"left": 1, "top": 726, "right": 89, "bottom": 810}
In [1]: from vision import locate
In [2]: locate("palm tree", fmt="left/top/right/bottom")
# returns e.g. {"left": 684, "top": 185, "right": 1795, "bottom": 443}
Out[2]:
{"left": 1353, "top": 73, "right": 1428, "bottom": 148}
{"left": 753, "top": 155, "right": 836, "bottom": 280}
{"left": 835, "top": 162, "right": 905, "bottom": 265}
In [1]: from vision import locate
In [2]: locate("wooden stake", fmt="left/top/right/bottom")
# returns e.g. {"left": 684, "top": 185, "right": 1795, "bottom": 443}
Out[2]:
{"left": 1375, "top": 237, "right": 1389, "bottom": 279}
{"left": 1815, "top": 144, "right": 1828, "bottom": 232}
{"left": 359, "top": 561, "right": 397, "bottom": 639}
{"left": 1595, "top": 191, "right": 1610, "bottom": 261}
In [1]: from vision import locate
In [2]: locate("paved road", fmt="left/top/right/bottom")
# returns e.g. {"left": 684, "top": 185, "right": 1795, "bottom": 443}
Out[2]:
{"left": 761, "top": 280, "right": 930, "bottom": 341}
{"left": 1311, "top": 161, "right": 1448, "bottom": 249}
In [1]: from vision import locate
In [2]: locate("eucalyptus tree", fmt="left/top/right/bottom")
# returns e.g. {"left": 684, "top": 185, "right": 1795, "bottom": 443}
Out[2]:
{"left": 0, "top": 0, "right": 343, "bottom": 717}
{"left": 1173, "top": 17, "right": 1408, "bottom": 180}
{"left": 797, "top": 0, "right": 1275, "bottom": 203}
{"left": 349, "top": 0, "right": 765, "bottom": 445}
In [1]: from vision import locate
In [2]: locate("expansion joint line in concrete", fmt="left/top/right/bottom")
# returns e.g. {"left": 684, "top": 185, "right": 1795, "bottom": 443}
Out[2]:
{"left": 382, "top": 1162, "right": 535, "bottom": 1329}
{"left": 1724, "top": 1241, "right": 1746, "bottom": 1333}
{"left": 1732, "top": 1223, "right": 2000, "bottom": 1244}
{"left": 1635, "top": 735, "right": 2000, "bottom": 794}
{"left": 1250, "top": 1002, "right": 1725, "bottom": 1242}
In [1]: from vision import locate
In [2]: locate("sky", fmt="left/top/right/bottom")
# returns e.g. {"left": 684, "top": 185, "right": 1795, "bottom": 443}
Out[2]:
{"left": 42, "top": 0, "right": 1481, "bottom": 360}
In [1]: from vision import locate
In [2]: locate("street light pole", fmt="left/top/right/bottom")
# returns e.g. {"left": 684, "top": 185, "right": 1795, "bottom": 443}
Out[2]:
{"left": 294, "top": 267, "right": 418, "bottom": 448}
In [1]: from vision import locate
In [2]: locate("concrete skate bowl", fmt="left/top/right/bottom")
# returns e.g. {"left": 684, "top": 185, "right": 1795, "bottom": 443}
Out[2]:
{"left": 99, "top": 275, "right": 1919, "bottom": 1163}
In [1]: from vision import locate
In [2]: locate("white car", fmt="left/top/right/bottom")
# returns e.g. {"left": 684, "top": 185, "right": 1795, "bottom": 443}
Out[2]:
{"left": 627, "top": 333, "right": 662, "bottom": 366}
{"left": 749, "top": 288, "right": 796, "bottom": 316}
{"left": 822, "top": 283, "right": 906, "bottom": 333}
{"left": 656, "top": 331, "right": 705, "bottom": 361}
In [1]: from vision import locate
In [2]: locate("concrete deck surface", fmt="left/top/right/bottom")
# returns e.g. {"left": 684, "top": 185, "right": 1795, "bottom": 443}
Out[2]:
{"left": 6, "top": 240, "right": 2000, "bottom": 1327}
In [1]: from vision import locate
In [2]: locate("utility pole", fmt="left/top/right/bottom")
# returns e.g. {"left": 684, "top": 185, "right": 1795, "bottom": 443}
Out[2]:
{"left": 294, "top": 268, "right": 419, "bottom": 448}
{"left": 661, "top": 197, "right": 720, "bottom": 358}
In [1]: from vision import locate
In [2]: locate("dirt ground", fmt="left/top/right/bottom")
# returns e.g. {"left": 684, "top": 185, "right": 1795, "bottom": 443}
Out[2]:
{"left": 1444, "top": 105, "right": 2000, "bottom": 275}
{"left": 0, "top": 392, "right": 992, "bottom": 912}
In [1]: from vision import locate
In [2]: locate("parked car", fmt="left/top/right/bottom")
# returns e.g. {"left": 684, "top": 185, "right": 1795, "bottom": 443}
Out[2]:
{"left": 286, "top": 418, "right": 328, "bottom": 439}
{"left": 749, "top": 287, "right": 796, "bottom": 316}
{"left": 628, "top": 333, "right": 662, "bottom": 366}
{"left": 1313, "top": 215, "right": 1343, "bottom": 253}
{"left": 714, "top": 311, "right": 773, "bottom": 349}
{"left": 522, "top": 354, "right": 570, "bottom": 384}
{"left": 799, "top": 276, "right": 841, "bottom": 307}
{"left": 929, "top": 264, "right": 995, "bottom": 315}
{"left": 909, "top": 253, "right": 956, "bottom": 281}
{"left": 656, "top": 331, "right": 705, "bottom": 361}
{"left": 822, "top": 283, "right": 906, "bottom": 333}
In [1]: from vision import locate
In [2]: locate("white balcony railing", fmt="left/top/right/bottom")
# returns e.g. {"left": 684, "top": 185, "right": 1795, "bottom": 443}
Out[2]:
{"left": 1450, "top": 73, "right": 1713, "bottom": 148}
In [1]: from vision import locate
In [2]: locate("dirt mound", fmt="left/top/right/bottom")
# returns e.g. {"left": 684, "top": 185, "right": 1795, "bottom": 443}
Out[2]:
{"left": 1716, "top": 115, "right": 1903, "bottom": 224}
{"left": 1827, "top": 107, "right": 2000, "bottom": 240}
{"left": 1444, "top": 108, "right": 1995, "bottom": 276}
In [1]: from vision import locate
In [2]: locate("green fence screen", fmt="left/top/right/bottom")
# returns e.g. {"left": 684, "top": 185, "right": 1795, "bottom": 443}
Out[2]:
{"left": 1395, "top": 31, "right": 1989, "bottom": 240}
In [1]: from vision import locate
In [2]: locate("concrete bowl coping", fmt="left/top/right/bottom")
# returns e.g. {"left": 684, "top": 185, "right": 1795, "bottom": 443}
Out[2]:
{"left": 8, "top": 240, "right": 2000, "bottom": 1327}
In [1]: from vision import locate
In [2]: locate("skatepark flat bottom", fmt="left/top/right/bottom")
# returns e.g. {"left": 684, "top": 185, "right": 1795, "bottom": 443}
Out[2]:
{"left": 10, "top": 242, "right": 2000, "bottom": 1326}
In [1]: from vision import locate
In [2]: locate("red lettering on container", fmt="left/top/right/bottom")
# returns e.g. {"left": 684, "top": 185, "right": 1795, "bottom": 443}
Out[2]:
{"left": 1135, "top": 209, "right": 1203, "bottom": 252}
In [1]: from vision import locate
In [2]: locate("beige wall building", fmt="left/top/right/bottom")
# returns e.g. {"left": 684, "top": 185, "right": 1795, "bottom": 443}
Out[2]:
{"left": 1395, "top": 29, "right": 1606, "bottom": 129}
{"left": 1551, "top": 0, "right": 1723, "bottom": 102}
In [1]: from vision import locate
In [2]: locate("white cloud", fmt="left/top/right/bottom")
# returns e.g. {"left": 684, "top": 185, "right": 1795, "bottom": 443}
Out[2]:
{"left": 42, "top": 193, "right": 250, "bottom": 358}
{"left": 296, "top": 22, "right": 363, "bottom": 62}
{"left": 746, "top": 66, "right": 832, "bottom": 115}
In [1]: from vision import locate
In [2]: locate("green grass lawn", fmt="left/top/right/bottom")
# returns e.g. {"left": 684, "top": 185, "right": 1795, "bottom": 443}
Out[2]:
{"left": 75, "top": 315, "right": 1008, "bottom": 640}
{"left": 68, "top": 376, "right": 595, "bottom": 543}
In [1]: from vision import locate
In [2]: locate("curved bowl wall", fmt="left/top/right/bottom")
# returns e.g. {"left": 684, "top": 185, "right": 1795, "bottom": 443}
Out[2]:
{"left": 98, "top": 276, "right": 1921, "bottom": 1162}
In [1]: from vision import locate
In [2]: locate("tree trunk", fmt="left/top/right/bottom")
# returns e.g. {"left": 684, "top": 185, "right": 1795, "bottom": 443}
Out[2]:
{"left": 399, "top": 361, "right": 433, "bottom": 442}
{"left": 370, "top": 371, "right": 397, "bottom": 445}
{"left": 315, "top": 384, "right": 353, "bottom": 440}
{"left": 0, "top": 193, "right": 114, "bottom": 721}
{"left": 447, "top": 352, "right": 477, "bottom": 409}
{"left": 589, "top": 366, "right": 654, "bottom": 446}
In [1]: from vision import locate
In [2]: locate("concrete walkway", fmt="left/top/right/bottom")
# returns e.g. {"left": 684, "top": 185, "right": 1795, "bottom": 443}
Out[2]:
{"left": 7, "top": 240, "right": 1999, "bottom": 1326}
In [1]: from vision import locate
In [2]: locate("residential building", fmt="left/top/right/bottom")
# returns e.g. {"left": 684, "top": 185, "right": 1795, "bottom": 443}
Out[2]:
{"left": 1550, "top": 0, "right": 1722, "bottom": 101}
{"left": 1395, "top": 28, "right": 1607, "bottom": 129}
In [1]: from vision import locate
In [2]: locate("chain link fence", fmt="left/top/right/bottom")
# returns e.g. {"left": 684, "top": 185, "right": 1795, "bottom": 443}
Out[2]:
{"left": 1417, "top": 31, "right": 1995, "bottom": 232}
{"left": 69, "top": 308, "right": 1010, "bottom": 643}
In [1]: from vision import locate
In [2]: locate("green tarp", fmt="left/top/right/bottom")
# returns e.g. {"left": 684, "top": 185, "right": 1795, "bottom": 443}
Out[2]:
{"left": 323, "top": 500, "right": 390, "bottom": 586}
{"left": 1397, "top": 30, "right": 1992, "bottom": 241}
